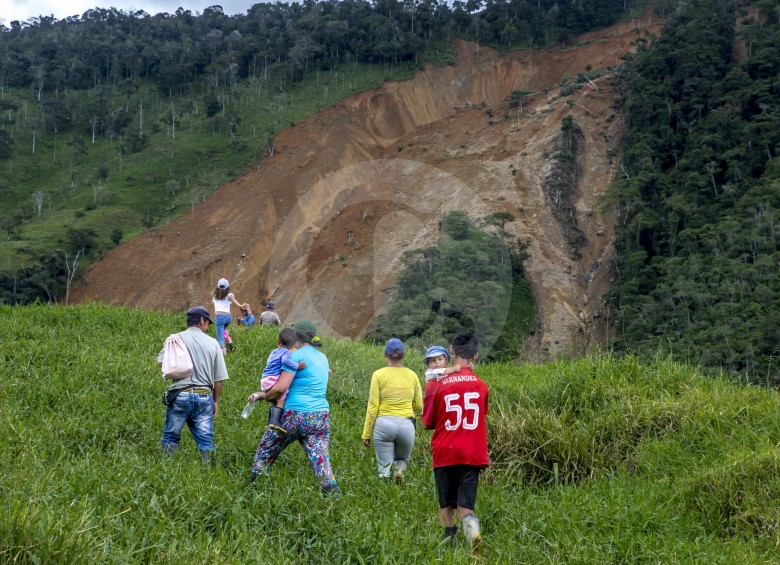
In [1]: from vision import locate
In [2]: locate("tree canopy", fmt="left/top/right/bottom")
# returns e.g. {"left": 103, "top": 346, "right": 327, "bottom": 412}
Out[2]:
{"left": 370, "top": 210, "right": 534, "bottom": 360}
{"left": 609, "top": 0, "right": 780, "bottom": 383}
{"left": 1, "top": 0, "right": 642, "bottom": 95}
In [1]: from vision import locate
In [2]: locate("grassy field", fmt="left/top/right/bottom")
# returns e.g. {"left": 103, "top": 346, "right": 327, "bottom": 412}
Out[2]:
{"left": 2, "top": 303, "right": 780, "bottom": 563}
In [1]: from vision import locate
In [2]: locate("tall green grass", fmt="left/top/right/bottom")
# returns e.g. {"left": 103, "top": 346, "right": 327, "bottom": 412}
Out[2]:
{"left": 2, "top": 304, "right": 780, "bottom": 563}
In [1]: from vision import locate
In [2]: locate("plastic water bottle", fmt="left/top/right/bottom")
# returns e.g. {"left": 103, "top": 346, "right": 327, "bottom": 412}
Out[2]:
{"left": 241, "top": 400, "right": 255, "bottom": 419}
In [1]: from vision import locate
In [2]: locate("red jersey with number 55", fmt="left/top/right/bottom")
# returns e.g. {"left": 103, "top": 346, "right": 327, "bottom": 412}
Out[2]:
{"left": 422, "top": 368, "right": 489, "bottom": 469}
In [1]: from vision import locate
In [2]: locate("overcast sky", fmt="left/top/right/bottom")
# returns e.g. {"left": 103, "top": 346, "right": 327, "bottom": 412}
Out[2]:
{"left": 1, "top": 1, "right": 262, "bottom": 26}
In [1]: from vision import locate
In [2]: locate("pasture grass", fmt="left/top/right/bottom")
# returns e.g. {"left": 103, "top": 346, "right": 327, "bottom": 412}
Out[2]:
{"left": 2, "top": 303, "right": 780, "bottom": 563}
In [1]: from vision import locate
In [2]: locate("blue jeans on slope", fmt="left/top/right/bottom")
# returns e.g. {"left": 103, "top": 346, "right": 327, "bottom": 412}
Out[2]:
{"left": 215, "top": 313, "right": 232, "bottom": 349}
{"left": 161, "top": 391, "right": 215, "bottom": 452}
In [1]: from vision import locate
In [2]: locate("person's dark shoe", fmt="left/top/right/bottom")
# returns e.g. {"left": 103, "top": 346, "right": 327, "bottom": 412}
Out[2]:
{"left": 200, "top": 450, "right": 215, "bottom": 468}
{"left": 443, "top": 526, "right": 457, "bottom": 545}
{"left": 321, "top": 484, "right": 341, "bottom": 498}
{"left": 160, "top": 444, "right": 177, "bottom": 457}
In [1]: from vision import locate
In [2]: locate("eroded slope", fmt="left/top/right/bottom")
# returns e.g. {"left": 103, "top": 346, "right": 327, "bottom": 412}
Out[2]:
{"left": 73, "top": 14, "right": 661, "bottom": 358}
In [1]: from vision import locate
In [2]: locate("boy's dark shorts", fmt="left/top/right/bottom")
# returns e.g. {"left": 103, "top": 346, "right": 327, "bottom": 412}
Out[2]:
{"left": 434, "top": 464, "right": 481, "bottom": 510}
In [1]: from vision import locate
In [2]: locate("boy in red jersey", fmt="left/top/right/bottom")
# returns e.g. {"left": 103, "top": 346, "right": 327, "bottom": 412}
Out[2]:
{"left": 421, "top": 331, "right": 488, "bottom": 552}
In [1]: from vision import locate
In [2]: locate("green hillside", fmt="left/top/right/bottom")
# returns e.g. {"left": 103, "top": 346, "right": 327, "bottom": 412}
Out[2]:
{"left": 0, "top": 60, "right": 413, "bottom": 303}
{"left": 2, "top": 304, "right": 779, "bottom": 562}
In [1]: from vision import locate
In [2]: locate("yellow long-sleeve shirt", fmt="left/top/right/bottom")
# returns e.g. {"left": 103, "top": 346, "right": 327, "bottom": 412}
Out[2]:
{"left": 361, "top": 366, "right": 423, "bottom": 440}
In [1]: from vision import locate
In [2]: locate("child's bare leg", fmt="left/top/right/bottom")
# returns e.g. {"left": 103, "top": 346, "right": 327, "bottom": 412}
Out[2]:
{"left": 456, "top": 507, "right": 473, "bottom": 521}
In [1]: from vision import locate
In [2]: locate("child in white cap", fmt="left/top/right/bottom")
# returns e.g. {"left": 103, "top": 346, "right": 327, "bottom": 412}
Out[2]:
{"left": 423, "top": 345, "right": 465, "bottom": 383}
{"left": 211, "top": 278, "right": 247, "bottom": 356}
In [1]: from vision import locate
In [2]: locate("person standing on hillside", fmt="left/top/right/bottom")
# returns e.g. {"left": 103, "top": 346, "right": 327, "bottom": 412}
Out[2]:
{"left": 212, "top": 278, "right": 247, "bottom": 356}
{"left": 259, "top": 300, "right": 281, "bottom": 326}
{"left": 422, "top": 331, "right": 489, "bottom": 552}
{"left": 159, "top": 306, "right": 229, "bottom": 466}
{"left": 249, "top": 319, "right": 339, "bottom": 496}
{"left": 361, "top": 338, "right": 422, "bottom": 482}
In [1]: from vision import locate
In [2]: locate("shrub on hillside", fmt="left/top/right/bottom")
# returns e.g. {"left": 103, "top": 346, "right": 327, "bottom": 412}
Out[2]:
{"left": 682, "top": 449, "right": 780, "bottom": 543}
{"left": 484, "top": 355, "right": 771, "bottom": 486}
{"left": 370, "top": 210, "right": 534, "bottom": 359}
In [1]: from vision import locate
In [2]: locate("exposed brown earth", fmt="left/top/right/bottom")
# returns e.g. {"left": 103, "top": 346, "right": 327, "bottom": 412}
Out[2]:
{"left": 72, "top": 13, "right": 663, "bottom": 359}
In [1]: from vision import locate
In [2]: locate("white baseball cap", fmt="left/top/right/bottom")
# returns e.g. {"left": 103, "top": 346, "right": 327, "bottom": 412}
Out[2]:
{"left": 217, "top": 278, "right": 229, "bottom": 289}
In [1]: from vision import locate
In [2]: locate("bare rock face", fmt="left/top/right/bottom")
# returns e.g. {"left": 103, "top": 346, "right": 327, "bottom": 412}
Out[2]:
{"left": 72, "top": 14, "right": 661, "bottom": 359}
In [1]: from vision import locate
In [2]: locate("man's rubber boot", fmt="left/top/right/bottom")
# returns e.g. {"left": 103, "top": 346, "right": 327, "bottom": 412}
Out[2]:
{"left": 267, "top": 405, "right": 286, "bottom": 434}
{"left": 200, "top": 450, "right": 215, "bottom": 468}
{"left": 461, "top": 513, "right": 482, "bottom": 554}
{"left": 161, "top": 444, "right": 177, "bottom": 457}
{"left": 443, "top": 526, "right": 457, "bottom": 546}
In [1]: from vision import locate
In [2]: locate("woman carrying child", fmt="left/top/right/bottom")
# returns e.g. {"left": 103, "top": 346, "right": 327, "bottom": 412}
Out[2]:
{"left": 248, "top": 328, "right": 306, "bottom": 433}
{"left": 249, "top": 320, "right": 340, "bottom": 496}
{"left": 211, "top": 278, "right": 246, "bottom": 356}
{"left": 361, "top": 338, "right": 422, "bottom": 482}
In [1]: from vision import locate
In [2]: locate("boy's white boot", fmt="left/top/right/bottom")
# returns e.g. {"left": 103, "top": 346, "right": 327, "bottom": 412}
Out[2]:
{"left": 461, "top": 513, "right": 482, "bottom": 551}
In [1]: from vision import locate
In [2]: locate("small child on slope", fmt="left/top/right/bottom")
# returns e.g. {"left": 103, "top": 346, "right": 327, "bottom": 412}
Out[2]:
{"left": 248, "top": 328, "right": 306, "bottom": 434}
{"left": 237, "top": 304, "right": 255, "bottom": 327}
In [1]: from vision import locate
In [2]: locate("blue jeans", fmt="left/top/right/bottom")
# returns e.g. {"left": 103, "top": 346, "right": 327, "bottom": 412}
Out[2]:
{"left": 161, "top": 391, "right": 215, "bottom": 452}
{"left": 215, "top": 313, "right": 232, "bottom": 348}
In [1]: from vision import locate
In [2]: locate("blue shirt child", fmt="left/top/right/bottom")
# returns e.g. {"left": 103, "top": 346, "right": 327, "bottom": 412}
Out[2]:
{"left": 263, "top": 347, "right": 300, "bottom": 378}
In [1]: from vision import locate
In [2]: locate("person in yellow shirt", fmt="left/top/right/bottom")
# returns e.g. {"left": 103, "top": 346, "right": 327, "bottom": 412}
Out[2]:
{"left": 361, "top": 338, "right": 423, "bottom": 482}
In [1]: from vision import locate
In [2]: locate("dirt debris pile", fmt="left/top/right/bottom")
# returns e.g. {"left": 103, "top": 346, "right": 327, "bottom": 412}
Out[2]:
{"left": 73, "top": 14, "right": 661, "bottom": 359}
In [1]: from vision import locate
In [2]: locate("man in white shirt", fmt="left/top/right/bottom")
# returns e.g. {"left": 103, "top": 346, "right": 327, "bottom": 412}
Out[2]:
{"left": 159, "top": 306, "right": 229, "bottom": 466}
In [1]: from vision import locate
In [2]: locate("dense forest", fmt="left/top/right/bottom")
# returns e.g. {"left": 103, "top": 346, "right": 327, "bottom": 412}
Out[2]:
{"left": 609, "top": 0, "right": 780, "bottom": 383}
{"left": 1, "top": 0, "right": 778, "bottom": 382}
{"left": 1, "top": 0, "right": 643, "bottom": 95}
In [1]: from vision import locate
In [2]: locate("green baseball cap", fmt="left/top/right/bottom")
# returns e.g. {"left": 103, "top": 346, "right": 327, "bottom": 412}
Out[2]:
{"left": 294, "top": 319, "right": 317, "bottom": 342}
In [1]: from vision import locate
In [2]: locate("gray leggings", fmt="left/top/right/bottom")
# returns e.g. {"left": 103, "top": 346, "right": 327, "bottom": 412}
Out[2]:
{"left": 373, "top": 415, "right": 416, "bottom": 478}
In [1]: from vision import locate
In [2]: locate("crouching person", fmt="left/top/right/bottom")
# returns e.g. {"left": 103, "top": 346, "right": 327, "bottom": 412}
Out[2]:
{"left": 158, "top": 306, "right": 229, "bottom": 466}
